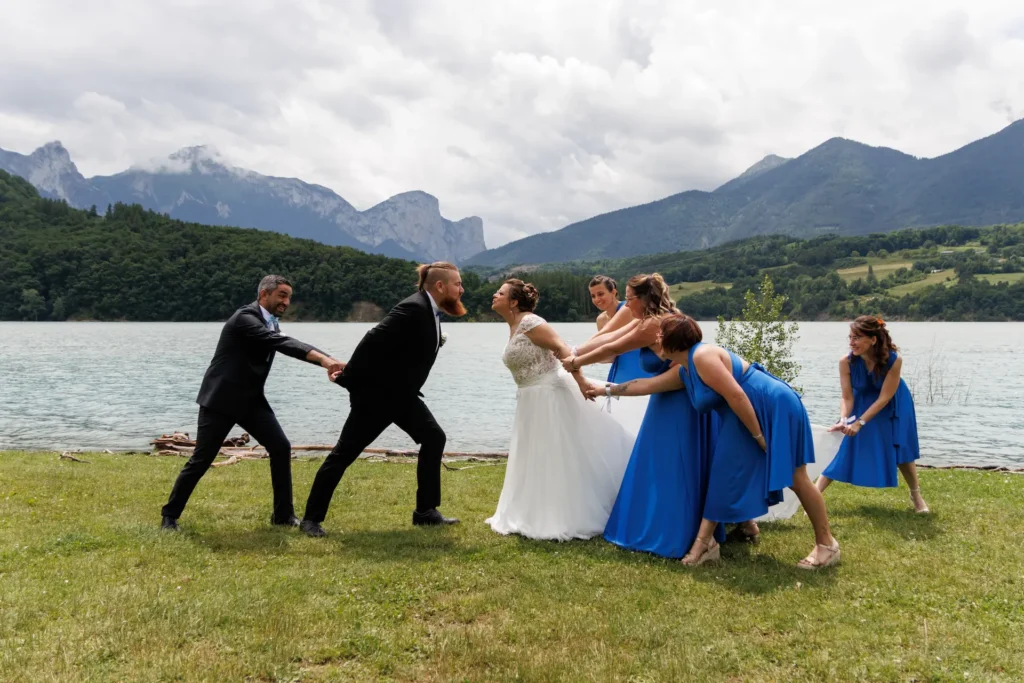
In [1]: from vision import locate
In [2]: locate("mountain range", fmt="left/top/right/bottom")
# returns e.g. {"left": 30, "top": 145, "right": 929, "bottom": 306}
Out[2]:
{"left": 0, "top": 143, "right": 486, "bottom": 263}
{"left": 468, "top": 119, "right": 1024, "bottom": 267}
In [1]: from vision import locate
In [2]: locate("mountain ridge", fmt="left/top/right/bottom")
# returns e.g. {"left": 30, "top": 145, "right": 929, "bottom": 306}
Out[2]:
{"left": 468, "top": 119, "right": 1024, "bottom": 267}
{"left": 0, "top": 142, "right": 486, "bottom": 263}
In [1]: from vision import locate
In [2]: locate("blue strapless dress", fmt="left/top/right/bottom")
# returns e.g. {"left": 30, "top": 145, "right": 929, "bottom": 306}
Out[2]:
{"left": 603, "top": 348, "right": 724, "bottom": 558}
{"left": 606, "top": 302, "right": 647, "bottom": 383}
{"left": 822, "top": 351, "right": 920, "bottom": 487}
{"left": 684, "top": 343, "right": 815, "bottom": 523}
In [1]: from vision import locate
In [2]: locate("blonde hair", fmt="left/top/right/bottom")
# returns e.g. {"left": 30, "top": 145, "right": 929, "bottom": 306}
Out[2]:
{"left": 416, "top": 261, "right": 459, "bottom": 291}
{"left": 626, "top": 273, "right": 677, "bottom": 318}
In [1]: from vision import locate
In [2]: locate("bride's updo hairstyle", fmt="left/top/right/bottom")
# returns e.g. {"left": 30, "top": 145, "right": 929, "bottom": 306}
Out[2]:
{"left": 627, "top": 273, "right": 677, "bottom": 318}
{"left": 659, "top": 313, "right": 703, "bottom": 353}
{"left": 504, "top": 278, "right": 539, "bottom": 313}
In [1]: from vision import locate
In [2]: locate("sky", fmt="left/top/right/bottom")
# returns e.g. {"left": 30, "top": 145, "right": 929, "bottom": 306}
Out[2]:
{"left": 2, "top": 1, "right": 1024, "bottom": 249}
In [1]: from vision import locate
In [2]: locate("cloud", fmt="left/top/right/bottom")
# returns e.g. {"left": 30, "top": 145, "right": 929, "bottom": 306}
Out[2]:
{"left": 2, "top": 0, "right": 1024, "bottom": 248}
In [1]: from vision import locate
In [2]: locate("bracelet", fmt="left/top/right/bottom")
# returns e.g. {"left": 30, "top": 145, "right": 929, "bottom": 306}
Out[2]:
{"left": 605, "top": 384, "right": 613, "bottom": 397}
{"left": 752, "top": 433, "right": 764, "bottom": 441}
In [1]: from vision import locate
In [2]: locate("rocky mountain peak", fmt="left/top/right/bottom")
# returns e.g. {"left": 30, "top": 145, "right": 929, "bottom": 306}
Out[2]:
{"left": 30, "top": 141, "right": 73, "bottom": 166}
{"left": 163, "top": 145, "right": 229, "bottom": 174}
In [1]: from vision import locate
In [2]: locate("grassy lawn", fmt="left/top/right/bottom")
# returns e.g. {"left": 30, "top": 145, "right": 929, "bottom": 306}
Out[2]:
{"left": 669, "top": 280, "right": 732, "bottom": 299}
{"left": 2, "top": 452, "right": 1023, "bottom": 682}
{"left": 836, "top": 260, "right": 914, "bottom": 282}
{"left": 887, "top": 269, "right": 957, "bottom": 296}
{"left": 976, "top": 272, "right": 1024, "bottom": 285}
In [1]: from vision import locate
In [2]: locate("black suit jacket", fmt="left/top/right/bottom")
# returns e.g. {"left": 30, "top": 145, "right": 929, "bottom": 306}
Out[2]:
{"left": 196, "top": 302, "right": 318, "bottom": 420}
{"left": 335, "top": 290, "right": 440, "bottom": 397}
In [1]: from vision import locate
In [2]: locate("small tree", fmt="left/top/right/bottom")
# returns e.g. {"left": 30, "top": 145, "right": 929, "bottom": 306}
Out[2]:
{"left": 19, "top": 288, "right": 47, "bottom": 321}
{"left": 715, "top": 273, "right": 802, "bottom": 392}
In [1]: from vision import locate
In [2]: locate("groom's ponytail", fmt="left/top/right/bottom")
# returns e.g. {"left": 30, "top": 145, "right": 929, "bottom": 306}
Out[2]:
{"left": 417, "top": 261, "right": 459, "bottom": 291}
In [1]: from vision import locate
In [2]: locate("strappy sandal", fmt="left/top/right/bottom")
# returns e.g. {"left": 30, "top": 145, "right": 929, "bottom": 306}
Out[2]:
{"left": 910, "top": 487, "right": 930, "bottom": 514}
{"left": 681, "top": 536, "right": 720, "bottom": 566}
{"left": 797, "top": 540, "right": 841, "bottom": 570}
{"left": 725, "top": 521, "right": 761, "bottom": 545}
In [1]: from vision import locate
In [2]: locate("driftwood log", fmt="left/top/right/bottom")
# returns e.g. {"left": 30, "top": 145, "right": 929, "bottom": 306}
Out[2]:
{"left": 150, "top": 430, "right": 509, "bottom": 468}
{"left": 59, "top": 451, "right": 91, "bottom": 464}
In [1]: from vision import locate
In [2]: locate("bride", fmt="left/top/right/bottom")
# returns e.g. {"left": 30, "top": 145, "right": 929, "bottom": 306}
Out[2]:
{"left": 485, "top": 279, "right": 635, "bottom": 541}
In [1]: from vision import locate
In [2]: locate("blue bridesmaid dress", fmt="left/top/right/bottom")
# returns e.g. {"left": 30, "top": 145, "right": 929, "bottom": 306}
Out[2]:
{"left": 603, "top": 348, "right": 724, "bottom": 558}
{"left": 822, "top": 351, "right": 920, "bottom": 487}
{"left": 683, "top": 343, "right": 815, "bottom": 522}
{"left": 605, "top": 302, "right": 646, "bottom": 383}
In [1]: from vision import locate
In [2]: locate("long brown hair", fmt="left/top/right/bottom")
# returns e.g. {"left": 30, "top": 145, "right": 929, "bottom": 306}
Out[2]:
{"left": 850, "top": 315, "right": 899, "bottom": 377}
{"left": 626, "top": 273, "right": 677, "bottom": 318}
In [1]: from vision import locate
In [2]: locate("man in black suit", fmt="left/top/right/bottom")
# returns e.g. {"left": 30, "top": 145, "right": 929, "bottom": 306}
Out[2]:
{"left": 160, "top": 275, "right": 344, "bottom": 531}
{"left": 300, "top": 261, "right": 466, "bottom": 537}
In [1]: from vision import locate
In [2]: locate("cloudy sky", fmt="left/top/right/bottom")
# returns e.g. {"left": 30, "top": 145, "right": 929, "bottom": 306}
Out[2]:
{"left": 2, "top": 1, "right": 1024, "bottom": 248}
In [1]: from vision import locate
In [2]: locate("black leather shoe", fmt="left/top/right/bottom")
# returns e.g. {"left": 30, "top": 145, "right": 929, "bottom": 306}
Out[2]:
{"left": 271, "top": 514, "right": 301, "bottom": 527}
{"left": 161, "top": 516, "right": 180, "bottom": 531}
{"left": 412, "top": 508, "right": 460, "bottom": 526}
{"left": 300, "top": 519, "right": 327, "bottom": 537}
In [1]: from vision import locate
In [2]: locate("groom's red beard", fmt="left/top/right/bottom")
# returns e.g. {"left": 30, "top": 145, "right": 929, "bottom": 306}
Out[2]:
{"left": 439, "top": 295, "right": 468, "bottom": 317}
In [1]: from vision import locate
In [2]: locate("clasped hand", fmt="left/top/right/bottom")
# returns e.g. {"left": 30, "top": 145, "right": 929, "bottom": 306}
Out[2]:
{"left": 827, "top": 419, "right": 862, "bottom": 436}
{"left": 320, "top": 356, "right": 346, "bottom": 380}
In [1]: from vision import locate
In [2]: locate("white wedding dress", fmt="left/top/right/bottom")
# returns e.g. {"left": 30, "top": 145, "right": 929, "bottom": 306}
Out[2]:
{"left": 485, "top": 314, "right": 635, "bottom": 541}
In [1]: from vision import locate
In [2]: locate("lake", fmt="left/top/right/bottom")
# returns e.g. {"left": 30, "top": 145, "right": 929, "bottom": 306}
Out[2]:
{"left": 0, "top": 321, "right": 1021, "bottom": 466}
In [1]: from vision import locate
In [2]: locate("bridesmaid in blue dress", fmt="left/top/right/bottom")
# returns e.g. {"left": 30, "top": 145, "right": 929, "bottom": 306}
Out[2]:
{"left": 816, "top": 316, "right": 929, "bottom": 513}
{"left": 567, "top": 274, "right": 724, "bottom": 558}
{"left": 586, "top": 275, "right": 647, "bottom": 383}
{"left": 591, "top": 314, "right": 841, "bottom": 570}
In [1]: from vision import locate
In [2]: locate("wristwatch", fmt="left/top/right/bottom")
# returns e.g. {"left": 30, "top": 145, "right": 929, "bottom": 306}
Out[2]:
{"left": 857, "top": 419, "right": 866, "bottom": 427}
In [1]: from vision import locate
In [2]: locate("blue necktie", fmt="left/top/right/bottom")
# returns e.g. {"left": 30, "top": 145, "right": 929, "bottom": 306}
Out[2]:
{"left": 267, "top": 315, "right": 279, "bottom": 330}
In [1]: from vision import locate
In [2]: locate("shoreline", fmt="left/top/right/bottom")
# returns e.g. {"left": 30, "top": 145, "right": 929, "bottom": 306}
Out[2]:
{"left": 4, "top": 448, "right": 1023, "bottom": 473}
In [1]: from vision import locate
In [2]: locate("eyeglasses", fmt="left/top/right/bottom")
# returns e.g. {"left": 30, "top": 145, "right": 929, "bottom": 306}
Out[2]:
{"left": 848, "top": 335, "right": 864, "bottom": 342}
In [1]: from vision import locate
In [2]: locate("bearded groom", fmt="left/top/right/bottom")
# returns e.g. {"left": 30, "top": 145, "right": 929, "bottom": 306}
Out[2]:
{"left": 300, "top": 261, "right": 467, "bottom": 536}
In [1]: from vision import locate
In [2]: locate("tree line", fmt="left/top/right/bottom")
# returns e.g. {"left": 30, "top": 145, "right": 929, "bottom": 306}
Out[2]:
{"left": 0, "top": 170, "right": 596, "bottom": 322}
{"left": 3, "top": 169, "right": 1022, "bottom": 322}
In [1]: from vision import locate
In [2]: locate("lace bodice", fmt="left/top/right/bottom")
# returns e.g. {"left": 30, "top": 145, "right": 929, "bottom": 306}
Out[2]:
{"left": 502, "top": 314, "right": 560, "bottom": 387}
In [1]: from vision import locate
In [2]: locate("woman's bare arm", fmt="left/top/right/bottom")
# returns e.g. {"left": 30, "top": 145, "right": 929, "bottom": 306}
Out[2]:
{"left": 584, "top": 366, "right": 684, "bottom": 398}
{"left": 566, "top": 318, "right": 658, "bottom": 371}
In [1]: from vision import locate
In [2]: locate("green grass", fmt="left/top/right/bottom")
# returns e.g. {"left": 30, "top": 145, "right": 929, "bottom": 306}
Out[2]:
{"left": 977, "top": 272, "right": 1024, "bottom": 285}
{"left": 836, "top": 260, "right": 914, "bottom": 282}
{"left": 669, "top": 280, "right": 732, "bottom": 299}
{"left": 887, "top": 269, "right": 957, "bottom": 296}
{"left": 2, "top": 452, "right": 1023, "bottom": 681}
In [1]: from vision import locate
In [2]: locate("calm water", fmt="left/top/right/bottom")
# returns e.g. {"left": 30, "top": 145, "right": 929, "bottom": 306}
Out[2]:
{"left": 1, "top": 322, "right": 1021, "bottom": 466}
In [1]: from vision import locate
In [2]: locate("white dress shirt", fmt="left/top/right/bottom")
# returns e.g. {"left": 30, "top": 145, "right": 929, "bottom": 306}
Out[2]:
{"left": 425, "top": 292, "right": 442, "bottom": 350}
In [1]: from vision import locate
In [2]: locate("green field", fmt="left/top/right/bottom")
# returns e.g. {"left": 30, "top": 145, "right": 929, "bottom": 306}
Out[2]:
{"left": 2, "top": 451, "right": 1023, "bottom": 682}
{"left": 977, "top": 272, "right": 1024, "bottom": 285}
{"left": 886, "top": 269, "right": 957, "bottom": 296}
{"left": 836, "top": 260, "right": 914, "bottom": 282}
{"left": 668, "top": 280, "right": 732, "bottom": 299}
